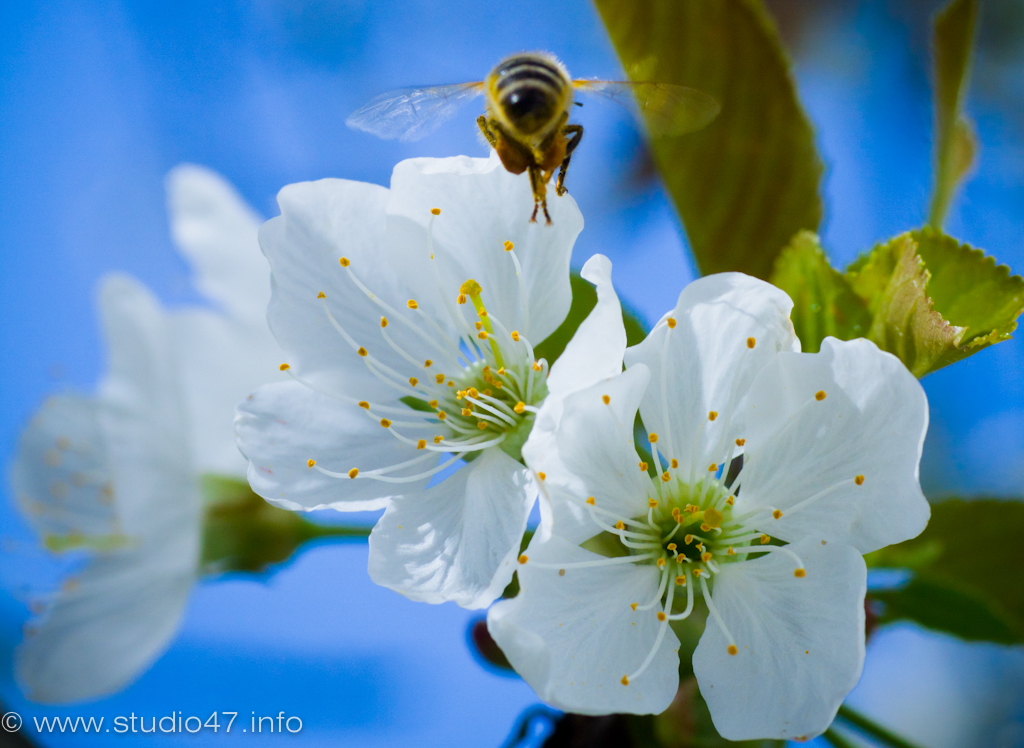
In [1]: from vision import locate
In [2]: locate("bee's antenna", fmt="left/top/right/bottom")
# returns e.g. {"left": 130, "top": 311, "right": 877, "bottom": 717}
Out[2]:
{"left": 574, "top": 101, "right": 584, "bottom": 107}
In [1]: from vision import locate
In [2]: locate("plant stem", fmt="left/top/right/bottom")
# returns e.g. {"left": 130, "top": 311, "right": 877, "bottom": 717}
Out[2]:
{"left": 837, "top": 705, "right": 923, "bottom": 748}
{"left": 822, "top": 727, "right": 858, "bottom": 748}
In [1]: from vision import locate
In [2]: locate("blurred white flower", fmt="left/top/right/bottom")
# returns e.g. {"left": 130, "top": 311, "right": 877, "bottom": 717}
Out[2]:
{"left": 12, "top": 166, "right": 283, "bottom": 703}
{"left": 488, "top": 274, "right": 931, "bottom": 741}
{"left": 236, "top": 153, "right": 616, "bottom": 610}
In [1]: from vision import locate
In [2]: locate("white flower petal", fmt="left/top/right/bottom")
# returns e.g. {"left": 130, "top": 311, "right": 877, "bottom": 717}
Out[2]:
{"left": 166, "top": 164, "right": 267, "bottom": 324}
{"left": 235, "top": 380, "right": 425, "bottom": 511}
{"left": 386, "top": 153, "right": 582, "bottom": 344}
{"left": 171, "top": 309, "right": 284, "bottom": 478}
{"left": 545, "top": 254, "right": 625, "bottom": 400}
{"left": 624, "top": 273, "right": 798, "bottom": 471}
{"left": 368, "top": 448, "right": 534, "bottom": 609}
{"left": 524, "top": 366, "right": 651, "bottom": 545}
{"left": 11, "top": 395, "right": 118, "bottom": 541}
{"left": 95, "top": 275, "right": 196, "bottom": 536}
{"left": 17, "top": 546, "right": 195, "bottom": 704}
{"left": 736, "top": 337, "right": 930, "bottom": 553}
{"left": 261, "top": 177, "right": 442, "bottom": 404}
{"left": 693, "top": 538, "right": 866, "bottom": 742}
{"left": 487, "top": 534, "right": 678, "bottom": 715}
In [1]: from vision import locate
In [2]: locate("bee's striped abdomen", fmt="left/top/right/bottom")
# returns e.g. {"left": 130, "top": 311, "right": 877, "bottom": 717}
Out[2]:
{"left": 488, "top": 53, "right": 571, "bottom": 136}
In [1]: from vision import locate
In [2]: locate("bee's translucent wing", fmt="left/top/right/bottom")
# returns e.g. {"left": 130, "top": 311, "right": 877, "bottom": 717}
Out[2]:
{"left": 573, "top": 80, "right": 720, "bottom": 136}
{"left": 346, "top": 82, "right": 485, "bottom": 142}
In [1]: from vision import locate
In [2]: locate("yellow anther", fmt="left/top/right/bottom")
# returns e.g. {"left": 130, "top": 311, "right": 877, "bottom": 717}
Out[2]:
{"left": 424, "top": 359, "right": 433, "bottom": 367}
{"left": 684, "top": 534, "right": 693, "bottom": 544}
{"left": 430, "top": 207, "right": 441, "bottom": 216}
{"left": 855, "top": 474, "right": 865, "bottom": 485}
{"left": 760, "top": 534, "right": 770, "bottom": 545}
{"left": 279, "top": 363, "right": 290, "bottom": 371}
{"left": 621, "top": 675, "right": 630, "bottom": 686}
{"left": 518, "top": 554, "right": 528, "bottom": 564}
{"left": 700, "top": 523, "right": 711, "bottom": 532}
{"left": 416, "top": 439, "right": 426, "bottom": 450}
{"left": 339, "top": 257, "right": 350, "bottom": 267}
{"left": 736, "top": 438, "right": 746, "bottom": 446}
{"left": 511, "top": 330, "right": 520, "bottom": 341}
{"left": 693, "top": 568, "right": 703, "bottom": 577}
{"left": 317, "top": 291, "right": 326, "bottom": 299}
{"left": 497, "top": 367, "right": 505, "bottom": 375}
{"left": 815, "top": 390, "right": 827, "bottom": 401}
{"left": 701, "top": 552, "right": 712, "bottom": 563}
{"left": 648, "top": 433, "right": 659, "bottom": 443}
{"left": 667, "top": 543, "right": 677, "bottom": 551}
{"left": 727, "top": 547, "right": 736, "bottom": 556}
{"left": 357, "top": 347, "right": 367, "bottom": 357}
{"left": 647, "top": 497, "right": 658, "bottom": 507}
{"left": 358, "top": 401, "right": 369, "bottom": 409}
{"left": 380, "top": 317, "right": 388, "bottom": 328}
{"left": 457, "top": 294, "right": 467, "bottom": 304}
{"left": 434, "top": 435, "right": 444, "bottom": 443}
{"left": 438, "top": 412, "right": 448, "bottom": 421}
{"left": 640, "top": 462, "right": 649, "bottom": 472}
{"left": 773, "top": 509, "right": 783, "bottom": 519}
{"left": 538, "top": 472, "right": 546, "bottom": 481}
{"left": 708, "top": 411, "right": 717, "bottom": 421}
{"left": 558, "top": 569, "right": 565, "bottom": 576}
{"left": 460, "top": 279, "right": 483, "bottom": 296}
{"left": 462, "top": 408, "right": 472, "bottom": 416}
{"left": 586, "top": 496, "right": 595, "bottom": 505}
{"left": 380, "top": 418, "right": 391, "bottom": 428}
{"left": 428, "top": 400, "right": 439, "bottom": 408}
{"left": 514, "top": 401, "right": 526, "bottom": 414}
{"left": 671, "top": 507, "right": 681, "bottom": 521}
{"left": 630, "top": 602, "right": 638, "bottom": 611}
{"left": 657, "top": 611, "right": 667, "bottom": 621}
{"left": 661, "top": 472, "right": 671, "bottom": 482}
{"left": 532, "top": 361, "right": 542, "bottom": 371}
{"left": 435, "top": 373, "right": 446, "bottom": 384}
{"left": 478, "top": 331, "right": 488, "bottom": 340}
{"left": 477, "top": 420, "right": 488, "bottom": 428}
{"left": 746, "top": 337, "right": 755, "bottom": 348}
{"left": 409, "top": 377, "right": 419, "bottom": 387}
{"left": 696, "top": 543, "right": 704, "bottom": 552}
{"left": 307, "top": 459, "right": 316, "bottom": 468}
{"left": 657, "top": 558, "right": 666, "bottom": 568}
{"left": 675, "top": 575, "right": 686, "bottom": 586}
{"left": 467, "top": 387, "right": 479, "bottom": 398}
{"left": 666, "top": 317, "right": 677, "bottom": 329}
{"left": 688, "top": 505, "right": 700, "bottom": 515}
{"left": 708, "top": 463, "right": 718, "bottom": 472}
{"left": 504, "top": 240, "right": 514, "bottom": 251}
{"left": 726, "top": 496, "right": 735, "bottom": 506}
{"left": 407, "top": 299, "right": 418, "bottom": 309}
{"left": 475, "top": 321, "right": 483, "bottom": 330}
{"left": 602, "top": 394, "right": 610, "bottom": 404}
{"left": 670, "top": 458, "right": 679, "bottom": 469}
{"left": 728, "top": 645, "right": 738, "bottom": 656}
{"left": 615, "top": 521, "right": 625, "bottom": 530}
{"left": 479, "top": 309, "right": 488, "bottom": 318}
{"left": 704, "top": 507, "right": 723, "bottom": 528}
{"left": 348, "top": 468, "right": 359, "bottom": 479}
{"left": 794, "top": 568, "right": 807, "bottom": 578}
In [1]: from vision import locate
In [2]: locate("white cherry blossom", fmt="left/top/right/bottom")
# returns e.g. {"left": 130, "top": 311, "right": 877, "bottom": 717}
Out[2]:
{"left": 488, "top": 273, "right": 930, "bottom": 740}
{"left": 235, "top": 154, "right": 622, "bottom": 610}
{"left": 12, "top": 166, "right": 283, "bottom": 703}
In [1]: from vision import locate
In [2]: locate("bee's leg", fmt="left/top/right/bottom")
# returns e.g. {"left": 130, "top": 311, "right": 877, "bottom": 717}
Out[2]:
{"left": 556, "top": 124, "right": 584, "bottom": 197}
{"left": 527, "top": 166, "right": 551, "bottom": 225}
{"left": 477, "top": 116, "right": 499, "bottom": 149}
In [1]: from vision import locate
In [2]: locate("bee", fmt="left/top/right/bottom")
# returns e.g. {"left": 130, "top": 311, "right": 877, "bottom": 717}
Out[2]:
{"left": 346, "top": 51, "right": 719, "bottom": 224}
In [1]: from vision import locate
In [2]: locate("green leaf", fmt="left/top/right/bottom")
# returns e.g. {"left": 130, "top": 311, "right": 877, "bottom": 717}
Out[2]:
{"left": 533, "top": 271, "right": 648, "bottom": 364}
{"left": 929, "top": 0, "right": 980, "bottom": 227}
{"left": 845, "top": 229, "right": 1023, "bottom": 375}
{"left": 869, "top": 498, "right": 1024, "bottom": 643}
{"left": 594, "top": 0, "right": 823, "bottom": 279}
{"left": 769, "top": 231, "right": 871, "bottom": 352}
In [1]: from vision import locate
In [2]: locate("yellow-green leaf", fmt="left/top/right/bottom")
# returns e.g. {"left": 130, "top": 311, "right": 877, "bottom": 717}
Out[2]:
{"left": 770, "top": 231, "right": 871, "bottom": 352}
{"left": 929, "top": 0, "right": 980, "bottom": 227}
{"left": 594, "top": 0, "right": 823, "bottom": 280}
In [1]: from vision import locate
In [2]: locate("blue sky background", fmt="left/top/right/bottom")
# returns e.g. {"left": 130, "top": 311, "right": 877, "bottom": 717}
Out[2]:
{"left": 1, "top": 0, "right": 1022, "bottom": 746}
